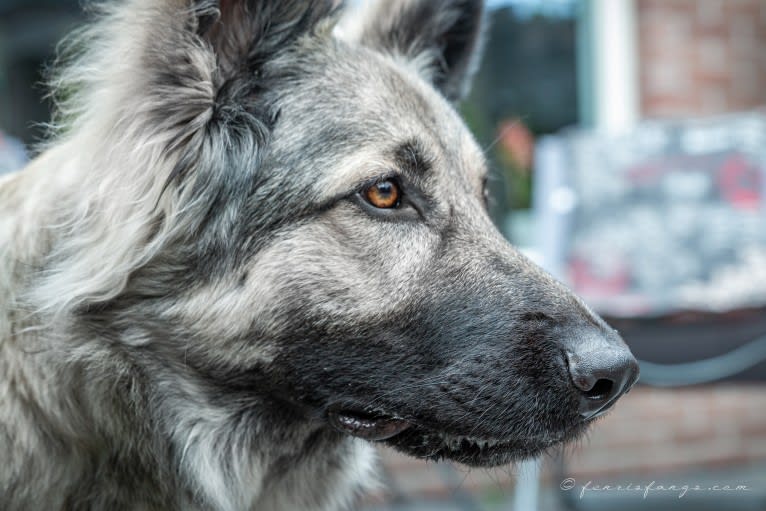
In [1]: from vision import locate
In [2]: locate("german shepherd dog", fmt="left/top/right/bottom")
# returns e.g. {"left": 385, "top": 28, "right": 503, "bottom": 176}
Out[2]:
{"left": 0, "top": 0, "right": 638, "bottom": 509}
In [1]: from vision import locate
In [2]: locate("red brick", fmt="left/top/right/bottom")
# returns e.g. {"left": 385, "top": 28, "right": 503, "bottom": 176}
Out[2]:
{"left": 696, "top": 0, "right": 725, "bottom": 27}
{"left": 375, "top": 385, "right": 766, "bottom": 504}
{"left": 638, "top": 0, "right": 766, "bottom": 118}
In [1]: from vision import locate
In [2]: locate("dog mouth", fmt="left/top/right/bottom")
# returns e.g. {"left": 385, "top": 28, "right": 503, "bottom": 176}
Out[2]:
{"left": 326, "top": 405, "right": 586, "bottom": 467}
{"left": 327, "top": 408, "right": 412, "bottom": 441}
{"left": 383, "top": 424, "right": 583, "bottom": 467}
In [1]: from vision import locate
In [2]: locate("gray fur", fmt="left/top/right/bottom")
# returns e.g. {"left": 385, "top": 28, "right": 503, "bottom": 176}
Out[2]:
{"left": 0, "top": 1, "right": 635, "bottom": 510}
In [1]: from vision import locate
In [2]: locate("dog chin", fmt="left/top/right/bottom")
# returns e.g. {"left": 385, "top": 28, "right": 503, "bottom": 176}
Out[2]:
{"left": 382, "top": 424, "right": 587, "bottom": 467}
{"left": 327, "top": 407, "right": 588, "bottom": 467}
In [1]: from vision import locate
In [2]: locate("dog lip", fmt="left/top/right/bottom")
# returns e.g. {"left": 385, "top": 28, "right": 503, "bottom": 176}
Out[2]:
{"left": 428, "top": 428, "right": 566, "bottom": 452}
{"left": 327, "top": 409, "right": 411, "bottom": 441}
{"left": 383, "top": 421, "right": 588, "bottom": 467}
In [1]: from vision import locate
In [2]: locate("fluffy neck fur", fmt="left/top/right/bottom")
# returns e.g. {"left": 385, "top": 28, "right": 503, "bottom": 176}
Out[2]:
{"left": 0, "top": 146, "right": 376, "bottom": 511}
{"left": 0, "top": 0, "right": 376, "bottom": 505}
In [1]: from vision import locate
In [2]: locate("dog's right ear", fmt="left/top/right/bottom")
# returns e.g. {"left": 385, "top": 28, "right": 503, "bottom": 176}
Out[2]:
{"left": 338, "top": 0, "right": 486, "bottom": 102}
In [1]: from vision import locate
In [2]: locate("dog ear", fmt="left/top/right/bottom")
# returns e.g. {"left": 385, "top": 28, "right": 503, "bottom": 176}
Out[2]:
{"left": 53, "top": 0, "right": 337, "bottom": 156}
{"left": 143, "top": 0, "right": 336, "bottom": 180}
{"left": 340, "top": 0, "right": 486, "bottom": 102}
{"left": 35, "top": 1, "right": 338, "bottom": 320}
{"left": 193, "top": 0, "right": 334, "bottom": 85}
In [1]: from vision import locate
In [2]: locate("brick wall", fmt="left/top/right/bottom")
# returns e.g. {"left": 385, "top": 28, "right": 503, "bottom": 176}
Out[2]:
{"left": 637, "top": 0, "right": 766, "bottom": 117}
{"left": 563, "top": 385, "right": 766, "bottom": 477}
{"left": 367, "top": 385, "right": 766, "bottom": 506}
{"left": 628, "top": 0, "right": 766, "bottom": 485}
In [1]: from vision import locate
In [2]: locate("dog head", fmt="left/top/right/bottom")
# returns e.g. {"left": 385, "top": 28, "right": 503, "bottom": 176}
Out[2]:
{"left": 44, "top": 0, "right": 638, "bottom": 468}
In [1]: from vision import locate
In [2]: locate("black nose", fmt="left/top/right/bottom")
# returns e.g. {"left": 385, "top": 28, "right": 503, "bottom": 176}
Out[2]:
{"left": 565, "top": 346, "right": 639, "bottom": 419}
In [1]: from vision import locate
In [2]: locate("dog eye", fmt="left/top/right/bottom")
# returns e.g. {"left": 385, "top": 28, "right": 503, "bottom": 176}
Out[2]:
{"left": 364, "top": 179, "right": 401, "bottom": 209}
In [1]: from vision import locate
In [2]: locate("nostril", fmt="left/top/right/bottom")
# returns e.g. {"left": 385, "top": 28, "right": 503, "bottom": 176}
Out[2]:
{"left": 583, "top": 378, "right": 614, "bottom": 401}
{"left": 564, "top": 345, "right": 638, "bottom": 419}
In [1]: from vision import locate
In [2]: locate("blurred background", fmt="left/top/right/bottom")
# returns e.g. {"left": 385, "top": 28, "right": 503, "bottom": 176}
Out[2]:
{"left": 1, "top": 0, "right": 766, "bottom": 510}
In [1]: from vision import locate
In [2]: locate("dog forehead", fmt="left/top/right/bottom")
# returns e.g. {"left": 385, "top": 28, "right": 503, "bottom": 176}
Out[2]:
{"left": 273, "top": 43, "right": 486, "bottom": 185}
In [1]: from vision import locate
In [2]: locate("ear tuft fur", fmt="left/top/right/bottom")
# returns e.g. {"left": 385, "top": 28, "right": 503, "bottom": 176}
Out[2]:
{"left": 194, "top": 0, "right": 337, "bottom": 88}
{"left": 342, "top": 0, "right": 486, "bottom": 102}
{"left": 50, "top": 0, "right": 337, "bottom": 145}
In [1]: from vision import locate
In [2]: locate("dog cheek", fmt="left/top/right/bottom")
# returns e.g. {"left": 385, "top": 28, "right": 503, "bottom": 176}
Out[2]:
{"left": 271, "top": 223, "right": 439, "bottom": 319}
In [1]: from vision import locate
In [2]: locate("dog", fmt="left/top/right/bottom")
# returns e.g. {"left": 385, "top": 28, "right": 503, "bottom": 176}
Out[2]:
{"left": 0, "top": 0, "right": 639, "bottom": 509}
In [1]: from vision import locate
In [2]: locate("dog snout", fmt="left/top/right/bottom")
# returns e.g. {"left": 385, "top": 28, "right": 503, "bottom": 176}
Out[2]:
{"left": 563, "top": 333, "right": 639, "bottom": 420}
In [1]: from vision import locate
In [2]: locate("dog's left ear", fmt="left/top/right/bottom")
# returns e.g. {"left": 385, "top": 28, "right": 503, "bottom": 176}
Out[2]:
{"left": 193, "top": 0, "right": 334, "bottom": 83}
{"left": 339, "top": 0, "right": 486, "bottom": 102}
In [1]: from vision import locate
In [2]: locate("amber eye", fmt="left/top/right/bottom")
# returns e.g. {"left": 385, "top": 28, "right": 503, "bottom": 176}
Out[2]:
{"left": 364, "top": 179, "right": 401, "bottom": 209}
